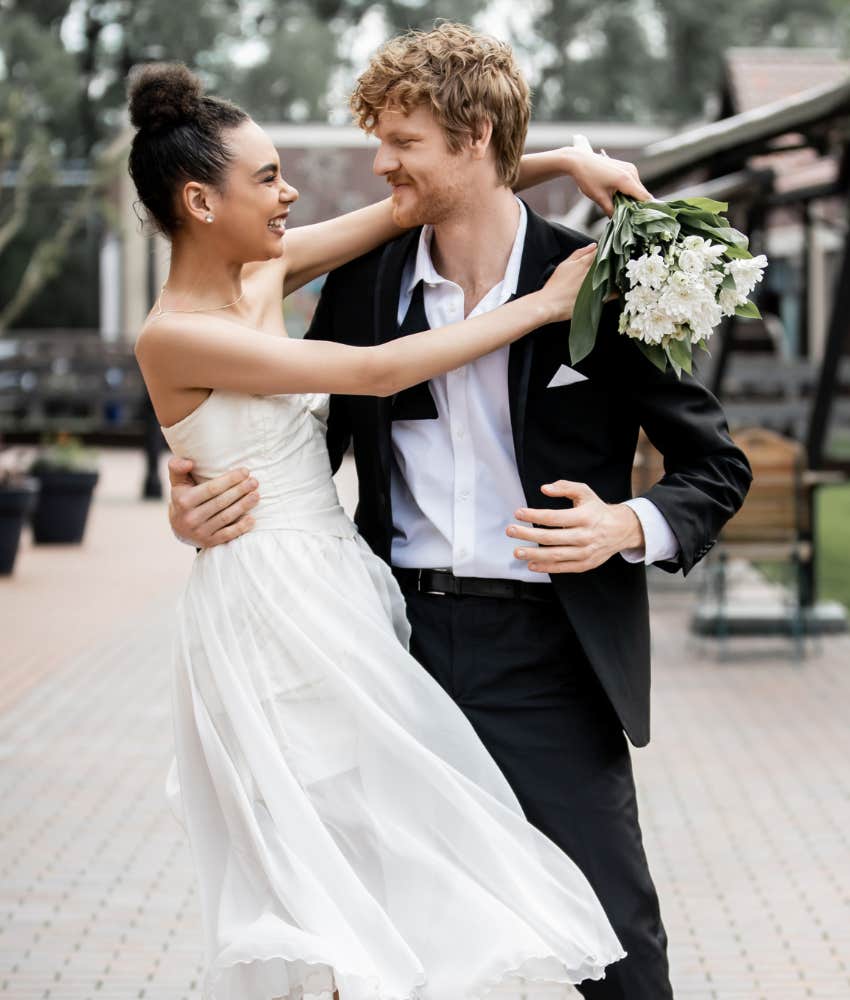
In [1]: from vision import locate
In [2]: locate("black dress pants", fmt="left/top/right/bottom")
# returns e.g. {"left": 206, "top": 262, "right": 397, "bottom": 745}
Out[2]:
{"left": 396, "top": 582, "right": 674, "bottom": 1000}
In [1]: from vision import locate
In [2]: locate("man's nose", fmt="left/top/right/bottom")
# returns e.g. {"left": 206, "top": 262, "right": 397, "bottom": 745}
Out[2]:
{"left": 372, "top": 144, "right": 398, "bottom": 177}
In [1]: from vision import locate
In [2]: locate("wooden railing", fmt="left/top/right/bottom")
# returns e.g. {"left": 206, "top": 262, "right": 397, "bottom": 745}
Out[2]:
{"left": 0, "top": 331, "right": 147, "bottom": 440}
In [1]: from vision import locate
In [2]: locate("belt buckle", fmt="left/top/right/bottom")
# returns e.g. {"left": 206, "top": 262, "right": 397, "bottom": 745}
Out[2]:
{"left": 421, "top": 568, "right": 454, "bottom": 596}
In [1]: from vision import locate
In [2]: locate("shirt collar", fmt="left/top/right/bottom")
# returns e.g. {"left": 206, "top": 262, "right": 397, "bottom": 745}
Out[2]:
{"left": 403, "top": 196, "right": 528, "bottom": 302}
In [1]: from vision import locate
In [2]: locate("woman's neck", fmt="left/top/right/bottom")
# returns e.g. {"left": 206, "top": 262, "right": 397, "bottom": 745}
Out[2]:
{"left": 159, "top": 241, "right": 244, "bottom": 312}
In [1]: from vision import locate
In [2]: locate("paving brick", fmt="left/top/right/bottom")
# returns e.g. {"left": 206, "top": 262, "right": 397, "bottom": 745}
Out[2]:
{"left": 2, "top": 449, "right": 849, "bottom": 999}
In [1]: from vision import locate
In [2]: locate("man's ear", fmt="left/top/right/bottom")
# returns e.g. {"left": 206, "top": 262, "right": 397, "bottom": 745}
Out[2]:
{"left": 469, "top": 118, "right": 494, "bottom": 161}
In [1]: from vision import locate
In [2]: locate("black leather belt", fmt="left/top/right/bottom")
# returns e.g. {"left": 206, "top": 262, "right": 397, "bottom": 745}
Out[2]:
{"left": 393, "top": 567, "right": 558, "bottom": 604}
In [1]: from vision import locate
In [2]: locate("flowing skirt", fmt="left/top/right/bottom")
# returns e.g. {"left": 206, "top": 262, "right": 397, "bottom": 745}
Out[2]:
{"left": 167, "top": 526, "right": 625, "bottom": 1000}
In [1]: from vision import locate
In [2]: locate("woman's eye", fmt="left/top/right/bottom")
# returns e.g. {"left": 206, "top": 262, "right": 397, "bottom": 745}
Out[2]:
{"left": 263, "top": 175, "right": 276, "bottom": 184}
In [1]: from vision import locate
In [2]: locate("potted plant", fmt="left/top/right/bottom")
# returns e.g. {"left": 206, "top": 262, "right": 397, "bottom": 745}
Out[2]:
{"left": 29, "top": 432, "right": 100, "bottom": 544}
{"left": 0, "top": 446, "right": 40, "bottom": 575}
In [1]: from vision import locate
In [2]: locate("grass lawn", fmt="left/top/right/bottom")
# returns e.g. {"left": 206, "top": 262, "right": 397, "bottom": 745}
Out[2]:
{"left": 816, "top": 483, "right": 850, "bottom": 609}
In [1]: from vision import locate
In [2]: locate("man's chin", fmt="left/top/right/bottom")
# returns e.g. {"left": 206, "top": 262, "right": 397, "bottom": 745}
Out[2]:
{"left": 391, "top": 201, "right": 423, "bottom": 229}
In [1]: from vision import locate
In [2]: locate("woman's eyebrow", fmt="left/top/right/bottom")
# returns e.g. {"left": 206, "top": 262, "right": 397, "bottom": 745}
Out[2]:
{"left": 252, "top": 163, "right": 278, "bottom": 176}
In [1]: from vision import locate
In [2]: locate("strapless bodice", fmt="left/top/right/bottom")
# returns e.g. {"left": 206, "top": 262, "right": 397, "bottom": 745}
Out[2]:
{"left": 160, "top": 390, "right": 355, "bottom": 538}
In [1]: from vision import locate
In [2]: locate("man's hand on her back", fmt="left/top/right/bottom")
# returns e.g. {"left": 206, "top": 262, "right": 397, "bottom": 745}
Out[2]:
{"left": 168, "top": 456, "right": 259, "bottom": 548}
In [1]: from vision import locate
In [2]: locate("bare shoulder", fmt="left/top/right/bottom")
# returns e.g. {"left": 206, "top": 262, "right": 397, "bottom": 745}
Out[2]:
{"left": 135, "top": 313, "right": 194, "bottom": 360}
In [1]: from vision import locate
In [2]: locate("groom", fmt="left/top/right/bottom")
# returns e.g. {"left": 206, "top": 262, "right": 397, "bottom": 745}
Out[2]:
{"left": 169, "top": 24, "right": 751, "bottom": 999}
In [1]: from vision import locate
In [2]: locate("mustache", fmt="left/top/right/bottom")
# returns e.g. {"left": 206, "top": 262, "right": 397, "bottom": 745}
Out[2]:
{"left": 387, "top": 174, "right": 414, "bottom": 187}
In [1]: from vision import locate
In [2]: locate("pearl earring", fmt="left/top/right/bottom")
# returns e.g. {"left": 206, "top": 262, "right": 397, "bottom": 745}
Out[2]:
{"left": 204, "top": 213, "right": 214, "bottom": 224}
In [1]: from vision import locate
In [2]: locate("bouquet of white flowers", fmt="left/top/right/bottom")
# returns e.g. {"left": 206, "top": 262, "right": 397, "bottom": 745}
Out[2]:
{"left": 569, "top": 192, "right": 768, "bottom": 378}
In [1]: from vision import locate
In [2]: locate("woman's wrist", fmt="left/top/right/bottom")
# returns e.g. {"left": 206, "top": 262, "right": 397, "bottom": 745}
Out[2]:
{"left": 527, "top": 288, "right": 559, "bottom": 327}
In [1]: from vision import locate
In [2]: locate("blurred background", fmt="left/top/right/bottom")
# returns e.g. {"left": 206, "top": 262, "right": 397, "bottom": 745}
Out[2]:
{"left": 2, "top": 2, "right": 850, "bottom": 998}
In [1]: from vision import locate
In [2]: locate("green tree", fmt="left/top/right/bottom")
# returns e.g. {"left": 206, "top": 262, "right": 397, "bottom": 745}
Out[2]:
{"left": 531, "top": 0, "right": 846, "bottom": 123}
{"left": 0, "top": 5, "right": 100, "bottom": 329}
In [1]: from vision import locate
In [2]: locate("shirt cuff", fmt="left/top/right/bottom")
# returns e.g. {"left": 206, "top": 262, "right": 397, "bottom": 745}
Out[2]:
{"left": 620, "top": 497, "right": 680, "bottom": 565}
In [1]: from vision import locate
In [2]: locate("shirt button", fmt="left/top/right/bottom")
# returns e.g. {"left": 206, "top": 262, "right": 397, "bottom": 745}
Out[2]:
{"left": 458, "top": 491, "right": 470, "bottom": 501}
{"left": 456, "top": 426, "right": 465, "bottom": 439}
{"left": 457, "top": 548, "right": 468, "bottom": 559}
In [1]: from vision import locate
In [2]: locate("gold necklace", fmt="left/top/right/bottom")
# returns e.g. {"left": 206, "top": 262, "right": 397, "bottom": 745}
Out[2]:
{"left": 153, "top": 282, "right": 245, "bottom": 317}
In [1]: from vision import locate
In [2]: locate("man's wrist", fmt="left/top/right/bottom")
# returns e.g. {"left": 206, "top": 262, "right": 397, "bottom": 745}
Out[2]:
{"left": 614, "top": 502, "right": 645, "bottom": 551}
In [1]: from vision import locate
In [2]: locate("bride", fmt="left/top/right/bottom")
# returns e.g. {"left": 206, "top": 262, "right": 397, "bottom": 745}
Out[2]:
{"left": 130, "top": 62, "right": 626, "bottom": 1000}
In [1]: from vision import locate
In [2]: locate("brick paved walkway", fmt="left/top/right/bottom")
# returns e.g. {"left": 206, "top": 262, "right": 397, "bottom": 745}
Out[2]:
{"left": 2, "top": 450, "right": 849, "bottom": 999}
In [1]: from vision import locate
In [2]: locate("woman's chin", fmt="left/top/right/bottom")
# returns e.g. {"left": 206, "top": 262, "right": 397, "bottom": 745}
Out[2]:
{"left": 262, "top": 236, "right": 286, "bottom": 259}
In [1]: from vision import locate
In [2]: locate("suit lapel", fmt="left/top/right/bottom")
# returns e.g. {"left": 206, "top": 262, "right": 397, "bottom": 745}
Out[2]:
{"left": 373, "top": 228, "right": 422, "bottom": 346}
{"left": 508, "top": 202, "right": 567, "bottom": 477}
{"left": 371, "top": 228, "right": 422, "bottom": 485}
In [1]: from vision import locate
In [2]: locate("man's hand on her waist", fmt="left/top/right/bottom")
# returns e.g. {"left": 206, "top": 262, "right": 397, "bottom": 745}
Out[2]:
{"left": 506, "top": 480, "right": 644, "bottom": 574}
{"left": 168, "top": 456, "right": 259, "bottom": 549}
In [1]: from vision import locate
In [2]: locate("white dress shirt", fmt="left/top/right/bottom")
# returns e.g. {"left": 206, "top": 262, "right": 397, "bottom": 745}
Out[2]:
{"left": 389, "top": 198, "right": 679, "bottom": 580}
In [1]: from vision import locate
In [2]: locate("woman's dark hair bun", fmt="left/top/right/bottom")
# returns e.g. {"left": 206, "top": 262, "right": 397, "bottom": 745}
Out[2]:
{"left": 127, "top": 61, "right": 248, "bottom": 236}
{"left": 128, "top": 62, "right": 204, "bottom": 133}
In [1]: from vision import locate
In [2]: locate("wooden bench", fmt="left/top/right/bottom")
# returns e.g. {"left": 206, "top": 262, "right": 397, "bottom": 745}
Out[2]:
{"left": 632, "top": 427, "right": 838, "bottom": 658}
{"left": 0, "top": 331, "right": 147, "bottom": 440}
{"left": 709, "top": 428, "right": 811, "bottom": 657}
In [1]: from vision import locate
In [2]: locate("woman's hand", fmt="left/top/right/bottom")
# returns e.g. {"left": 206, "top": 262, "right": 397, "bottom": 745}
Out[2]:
{"left": 539, "top": 244, "right": 597, "bottom": 323}
{"left": 567, "top": 147, "right": 651, "bottom": 217}
{"left": 515, "top": 142, "right": 652, "bottom": 218}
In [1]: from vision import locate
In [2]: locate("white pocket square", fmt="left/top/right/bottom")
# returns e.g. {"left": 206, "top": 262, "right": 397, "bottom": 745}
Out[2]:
{"left": 547, "top": 365, "right": 589, "bottom": 389}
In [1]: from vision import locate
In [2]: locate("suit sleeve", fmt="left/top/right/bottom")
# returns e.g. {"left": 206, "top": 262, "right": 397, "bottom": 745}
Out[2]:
{"left": 304, "top": 269, "right": 352, "bottom": 475}
{"left": 602, "top": 302, "right": 753, "bottom": 576}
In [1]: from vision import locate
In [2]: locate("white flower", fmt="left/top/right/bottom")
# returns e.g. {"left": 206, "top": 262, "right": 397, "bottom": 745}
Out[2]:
{"left": 700, "top": 266, "right": 725, "bottom": 290}
{"left": 626, "top": 247, "right": 668, "bottom": 290}
{"left": 623, "top": 283, "right": 659, "bottom": 314}
{"left": 677, "top": 248, "right": 705, "bottom": 275}
{"left": 703, "top": 242, "right": 728, "bottom": 262}
{"left": 718, "top": 287, "right": 742, "bottom": 316}
{"left": 680, "top": 235, "right": 727, "bottom": 263}
{"left": 625, "top": 306, "right": 677, "bottom": 345}
{"left": 669, "top": 269, "right": 696, "bottom": 292}
{"left": 726, "top": 255, "right": 767, "bottom": 297}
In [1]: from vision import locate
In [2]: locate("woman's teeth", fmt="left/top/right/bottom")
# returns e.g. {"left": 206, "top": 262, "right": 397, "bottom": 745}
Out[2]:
{"left": 268, "top": 217, "right": 286, "bottom": 233}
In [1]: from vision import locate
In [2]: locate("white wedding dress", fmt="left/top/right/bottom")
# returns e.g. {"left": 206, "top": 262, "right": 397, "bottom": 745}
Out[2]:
{"left": 161, "top": 388, "right": 625, "bottom": 1000}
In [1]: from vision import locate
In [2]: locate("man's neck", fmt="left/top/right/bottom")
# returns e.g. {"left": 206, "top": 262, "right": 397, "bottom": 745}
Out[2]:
{"left": 429, "top": 186, "right": 521, "bottom": 316}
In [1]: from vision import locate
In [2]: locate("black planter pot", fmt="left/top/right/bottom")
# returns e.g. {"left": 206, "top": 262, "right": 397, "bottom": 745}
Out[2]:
{"left": 31, "top": 469, "right": 99, "bottom": 544}
{"left": 0, "top": 478, "right": 39, "bottom": 575}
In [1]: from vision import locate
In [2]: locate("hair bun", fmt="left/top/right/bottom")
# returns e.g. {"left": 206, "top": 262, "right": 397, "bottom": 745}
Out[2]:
{"left": 128, "top": 62, "right": 203, "bottom": 133}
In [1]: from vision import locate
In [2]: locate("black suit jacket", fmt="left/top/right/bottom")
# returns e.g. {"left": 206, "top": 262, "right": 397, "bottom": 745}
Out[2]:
{"left": 306, "top": 203, "right": 752, "bottom": 747}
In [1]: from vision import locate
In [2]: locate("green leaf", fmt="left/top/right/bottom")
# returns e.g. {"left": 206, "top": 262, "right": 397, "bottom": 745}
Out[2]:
{"left": 667, "top": 197, "right": 729, "bottom": 214}
{"left": 569, "top": 269, "right": 605, "bottom": 364}
{"left": 596, "top": 223, "right": 615, "bottom": 261}
{"left": 629, "top": 206, "right": 676, "bottom": 225}
{"left": 642, "top": 219, "right": 680, "bottom": 240}
{"left": 704, "top": 225, "right": 749, "bottom": 249}
{"left": 721, "top": 243, "right": 752, "bottom": 260}
{"left": 667, "top": 336, "right": 693, "bottom": 374}
{"left": 735, "top": 299, "right": 762, "bottom": 319}
{"left": 592, "top": 256, "right": 610, "bottom": 290}
{"left": 635, "top": 341, "right": 669, "bottom": 372}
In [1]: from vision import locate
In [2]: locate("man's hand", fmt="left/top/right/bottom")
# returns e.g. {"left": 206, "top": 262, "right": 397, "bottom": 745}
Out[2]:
{"left": 168, "top": 456, "right": 259, "bottom": 548}
{"left": 507, "top": 480, "right": 644, "bottom": 574}
{"left": 566, "top": 148, "right": 652, "bottom": 217}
